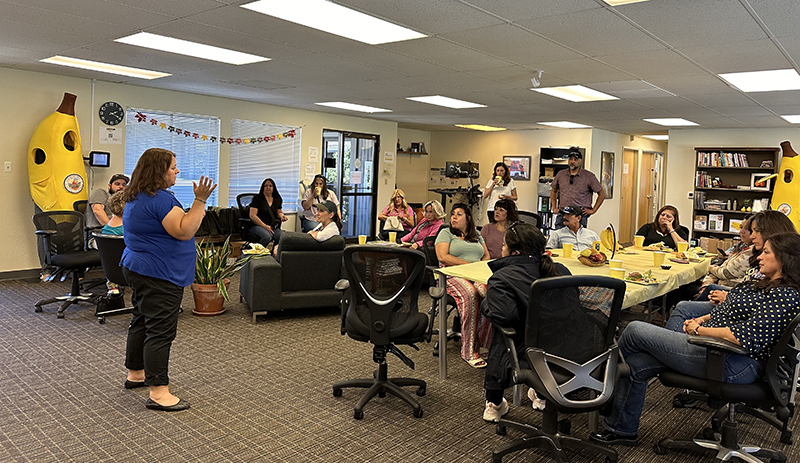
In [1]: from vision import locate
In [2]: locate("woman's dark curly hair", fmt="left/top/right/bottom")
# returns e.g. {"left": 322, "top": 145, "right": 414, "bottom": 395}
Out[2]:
{"left": 752, "top": 232, "right": 800, "bottom": 293}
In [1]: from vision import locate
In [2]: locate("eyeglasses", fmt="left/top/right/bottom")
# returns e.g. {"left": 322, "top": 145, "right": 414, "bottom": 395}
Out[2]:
{"left": 395, "top": 195, "right": 404, "bottom": 199}
{"left": 569, "top": 174, "right": 576, "bottom": 185}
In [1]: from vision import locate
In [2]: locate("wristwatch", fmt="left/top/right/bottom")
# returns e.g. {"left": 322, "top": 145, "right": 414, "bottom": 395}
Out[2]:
{"left": 693, "top": 325, "right": 700, "bottom": 336}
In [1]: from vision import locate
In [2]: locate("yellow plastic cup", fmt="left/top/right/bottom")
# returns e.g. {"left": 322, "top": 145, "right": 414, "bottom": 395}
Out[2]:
{"left": 562, "top": 243, "right": 573, "bottom": 258}
{"left": 388, "top": 231, "right": 397, "bottom": 243}
{"left": 315, "top": 187, "right": 322, "bottom": 196}
{"left": 609, "top": 259, "right": 623, "bottom": 269}
{"left": 358, "top": 235, "right": 367, "bottom": 245}
{"left": 610, "top": 268, "right": 625, "bottom": 279}
{"left": 634, "top": 235, "right": 645, "bottom": 249}
{"left": 653, "top": 251, "right": 666, "bottom": 266}
{"left": 676, "top": 241, "right": 689, "bottom": 253}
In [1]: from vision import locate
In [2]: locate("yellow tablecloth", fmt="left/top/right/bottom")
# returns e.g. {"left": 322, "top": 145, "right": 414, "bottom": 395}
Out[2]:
{"left": 437, "top": 249, "right": 710, "bottom": 309}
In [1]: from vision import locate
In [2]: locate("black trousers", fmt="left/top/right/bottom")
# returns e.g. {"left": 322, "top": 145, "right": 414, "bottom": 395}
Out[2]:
{"left": 122, "top": 267, "right": 183, "bottom": 387}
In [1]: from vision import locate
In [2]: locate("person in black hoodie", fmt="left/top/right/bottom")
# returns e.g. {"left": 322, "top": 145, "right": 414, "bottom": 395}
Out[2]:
{"left": 480, "top": 222, "right": 570, "bottom": 422}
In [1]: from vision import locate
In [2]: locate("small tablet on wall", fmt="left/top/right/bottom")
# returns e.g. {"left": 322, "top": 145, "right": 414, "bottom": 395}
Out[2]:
{"left": 88, "top": 151, "right": 110, "bottom": 167}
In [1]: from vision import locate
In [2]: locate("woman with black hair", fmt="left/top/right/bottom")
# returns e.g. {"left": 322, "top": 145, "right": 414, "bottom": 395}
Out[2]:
{"left": 301, "top": 174, "right": 341, "bottom": 232}
{"left": 435, "top": 203, "right": 491, "bottom": 368}
{"left": 636, "top": 205, "right": 689, "bottom": 249}
{"left": 480, "top": 223, "right": 570, "bottom": 421}
{"left": 480, "top": 198, "right": 519, "bottom": 259}
{"left": 248, "top": 178, "right": 287, "bottom": 247}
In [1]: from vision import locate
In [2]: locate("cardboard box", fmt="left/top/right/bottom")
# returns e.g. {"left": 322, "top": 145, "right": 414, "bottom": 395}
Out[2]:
{"left": 694, "top": 215, "right": 707, "bottom": 230}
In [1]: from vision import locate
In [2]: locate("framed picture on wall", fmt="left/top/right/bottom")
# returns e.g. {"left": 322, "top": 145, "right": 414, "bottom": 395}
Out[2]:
{"left": 502, "top": 156, "right": 531, "bottom": 181}
{"left": 751, "top": 172, "right": 772, "bottom": 191}
{"left": 601, "top": 151, "right": 615, "bottom": 199}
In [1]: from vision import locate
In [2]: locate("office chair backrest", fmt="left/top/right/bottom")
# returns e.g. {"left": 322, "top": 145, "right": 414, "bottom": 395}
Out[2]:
{"left": 343, "top": 246, "right": 426, "bottom": 346}
{"left": 518, "top": 210, "right": 543, "bottom": 229}
{"left": 765, "top": 313, "right": 800, "bottom": 410}
{"left": 236, "top": 193, "right": 257, "bottom": 217}
{"left": 32, "top": 211, "right": 87, "bottom": 260}
{"left": 420, "top": 225, "right": 446, "bottom": 267}
{"left": 92, "top": 232, "right": 127, "bottom": 287}
{"left": 73, "top": 200, "right": 88, "bottom": 215}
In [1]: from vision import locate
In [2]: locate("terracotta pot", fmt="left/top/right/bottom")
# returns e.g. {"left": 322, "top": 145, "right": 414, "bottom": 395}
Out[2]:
{"left": 190, "top": 278, "right": 230, "bottom": 316}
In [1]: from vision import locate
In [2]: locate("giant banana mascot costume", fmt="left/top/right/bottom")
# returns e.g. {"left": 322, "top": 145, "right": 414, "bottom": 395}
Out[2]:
{"left": 28, "top": 93, "right": 87, "bottom": 211}
{"left": 757, "top": 141, "right": 800, "bottom": 231}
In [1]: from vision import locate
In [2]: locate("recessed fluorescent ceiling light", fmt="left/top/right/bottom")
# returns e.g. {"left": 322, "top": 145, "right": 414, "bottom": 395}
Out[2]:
{"left": 40, "top": 56, "right": 170, "bottom": 79}
{"left": 644, "top": 118, "right": 698, "bottom": 126}
{"left": 454, "top": 124, "right": 507, "bottom": 132}
{"left": 115, "top": 32, "right": 269, "bottom": 65}
{"left": 532, "top": 85, "right": 618, "bottom": 102}
{"left": 719, "top": 69, "right": 800, "bottom": 92}
{"left": 642, "top": 134, "right": 669, "bottom": 140}
{"left": 315, "top": 102, "right": 391, "bottom": 113}
{"left": 604, "top": 0, "right": 651, "bottom": 5}
{"left": 241, "top": 0, "right": 426, "bottom": 45}
{"left": 538, "top": 121, "right": 592, "bottom": 129}
{"left": 782, "top": 115, "right": 800, "bottom": 123}
{"left": 406, "top": 96, "right": 486, "bottom": 109}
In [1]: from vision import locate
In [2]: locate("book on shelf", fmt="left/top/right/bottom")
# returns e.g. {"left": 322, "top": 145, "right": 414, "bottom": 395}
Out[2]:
{"left": 694, "top": 215, "right": 707, "bottom": 230}
{"left": 696, "top": 151, "right": 749, "bottom": 167}
{"left": 708, "top": 213, "right": 725, "bottom": 232}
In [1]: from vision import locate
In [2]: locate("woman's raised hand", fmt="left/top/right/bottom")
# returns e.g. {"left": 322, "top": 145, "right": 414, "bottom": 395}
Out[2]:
{"left": 193, "top": 175, "right": 217, "bottom": 202}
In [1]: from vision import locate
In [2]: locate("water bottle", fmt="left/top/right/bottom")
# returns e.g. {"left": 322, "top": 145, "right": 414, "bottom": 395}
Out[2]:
{"left": 726, "top": 198, "right": 731, "bottom": 210}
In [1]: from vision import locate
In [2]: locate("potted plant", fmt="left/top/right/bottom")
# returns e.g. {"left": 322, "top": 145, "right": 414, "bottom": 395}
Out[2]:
{"left": 191, "top": 236, "right": 262, "bottom": 316}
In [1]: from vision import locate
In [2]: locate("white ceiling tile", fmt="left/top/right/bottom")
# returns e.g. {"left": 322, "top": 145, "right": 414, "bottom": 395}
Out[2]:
{"left": 748, "top": 0, "right": 800, "bottom": 38}
{"left": 535, "top": 58, "right": 638, "bottom": 84}
{"left": 460, "top": 0, "right": 600, "bottom": 22}
{"left": 378, "top": 37, "right": 515, "bottom": 71}
{"left": 678, "top": 38, "right": 791, "bottom": 74}
{"left": 596, "top": 49, "right": 707, "bottom": 79}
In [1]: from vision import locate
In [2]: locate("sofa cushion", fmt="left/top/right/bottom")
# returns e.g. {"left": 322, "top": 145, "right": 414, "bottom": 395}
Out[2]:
{"left": 275, "top": 231, "right": 345, "bottom": 262}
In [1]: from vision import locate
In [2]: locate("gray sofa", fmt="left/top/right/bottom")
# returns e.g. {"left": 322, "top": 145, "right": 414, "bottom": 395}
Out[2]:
{"left": 239, "top": 231, "right": 346, "bottom": 322}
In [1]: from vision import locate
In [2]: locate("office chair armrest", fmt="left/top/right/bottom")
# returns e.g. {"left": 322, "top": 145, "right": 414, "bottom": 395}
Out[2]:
{"left": 495, "top": 325, "right": 522, "bottom": 382}
{"left": 336, "top": 279, "right": 350, "bottom": 335}
{"left": 688, "top": 335, "right": 749, "bottom": 355}
{"left": 35, "top": 229, "right": 57, "bottom": 236}
{"left": 689, "top": 335, "right": 749, "bottom": 388}
{"left": 239, "top": 217, "right": 253, "bottom": 223}
{"left": 428, "top": 287, "right": 445, "bottom": 300}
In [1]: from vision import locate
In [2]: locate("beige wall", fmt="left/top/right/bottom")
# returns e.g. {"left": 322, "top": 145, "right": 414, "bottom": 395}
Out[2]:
{"left": 394, "top": 128, "right": 431, "bottom": 207}
{"left": 1, "top": 67, "right": 397, "bottom": 273}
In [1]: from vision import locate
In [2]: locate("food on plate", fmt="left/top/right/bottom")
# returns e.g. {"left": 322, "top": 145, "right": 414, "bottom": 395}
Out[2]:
{"left": 643, "top": 242, "right": 673, "bottom": 252}
{"left": 676, "top": 250, "right": 705, "bottom": 262}
{"left": 578, "top": 248, "right": 607, "bottom": 267}
{"left": 625, "top": 269, "right": 659, "bottom": 284}
{"left": 243, "top": 243, "right": 269, "bottom": 255}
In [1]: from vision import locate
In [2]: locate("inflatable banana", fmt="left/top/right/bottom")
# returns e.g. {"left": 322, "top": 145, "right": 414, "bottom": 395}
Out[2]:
{"left": 27, "top": 93, "right": 87, "bottom": 211}
{"left": 756, "top": 141, "right": 800, "bottom": 231}
{"left": 600, "top": 226, "right": 621, "bottom": 251}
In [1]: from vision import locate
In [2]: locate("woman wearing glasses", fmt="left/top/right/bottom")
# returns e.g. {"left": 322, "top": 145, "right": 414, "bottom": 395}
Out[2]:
{"left": 435, "top": 203, "right": 491, "bottom": 368}
{"left": 480, "top": 198, "right": 519, "bottom": 259}
{"left": 401, "top": 200, "right": 445, "bottom": 249}
{"left": 378, "top": 188, "right": 414, "bottom": 242}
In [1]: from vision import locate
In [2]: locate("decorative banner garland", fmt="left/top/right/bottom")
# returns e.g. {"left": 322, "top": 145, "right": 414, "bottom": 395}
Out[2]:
{"left": 133, "top": 111, "right": 297, "bottom": 145}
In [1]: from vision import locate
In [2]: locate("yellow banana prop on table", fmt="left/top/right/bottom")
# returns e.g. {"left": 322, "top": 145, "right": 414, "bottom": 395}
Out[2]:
{"left": 27, "top": 93, "right": 87, "bottom": 211}
{"left": 757, "top": 141, "right": 799, "bottom": 230}
{"left": 601, "top": 227, "right": 621, "bottom": 251}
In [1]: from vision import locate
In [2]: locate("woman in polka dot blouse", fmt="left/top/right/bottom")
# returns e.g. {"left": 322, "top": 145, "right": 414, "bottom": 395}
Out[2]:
{"left": 590, "top": 232, "right": 800, "bottom": 445}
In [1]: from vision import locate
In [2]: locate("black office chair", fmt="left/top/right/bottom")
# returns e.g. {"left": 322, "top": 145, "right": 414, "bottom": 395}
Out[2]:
{"left": 33, "top": 211, "right": 102, "bottom": 318}
{"left": 73, "top": 199, "right": 103, "bottom": 249}
{"left": 235, "top": 193, "right": 260, "bottom": 243}
{"left": 333, "top": 246, "right": 429, "bottom": 419}
{"left": 654, "top": 314, "right": 800, "bottom": 462}
{"left": 92, "top": 232, "right": 134, "bottom": 324}
{"left": 518, "top": 210, "right": 543, "bottom": 229}
{"left": 420, "top": 233, "right": 460, "bottom": 357}
{"left": 491, "top": 275, "right": 626, "bottom": 463}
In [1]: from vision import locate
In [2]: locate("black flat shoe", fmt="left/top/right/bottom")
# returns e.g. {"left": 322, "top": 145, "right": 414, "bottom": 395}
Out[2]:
{"left": 589, "top": 430, "right": 638, "bottom": 446}
{"left": 145, "top": 398, "right": 190, "bottom": 412}
{"left": 124, "top": 380, "right": 147, "bottom": 389}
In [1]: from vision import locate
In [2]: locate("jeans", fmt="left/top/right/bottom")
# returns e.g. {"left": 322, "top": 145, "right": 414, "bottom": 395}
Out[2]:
{"left": 301, "top": 217, "right": 319, "bottom": 232}
{"left": 663, "top": 283, "right": 728, "bottom": 332}
{"left": 603, "top": 321, "right": 763, "bottom": 436}
{"left": 250, "top": 225, "right": 281, "bottom": 247}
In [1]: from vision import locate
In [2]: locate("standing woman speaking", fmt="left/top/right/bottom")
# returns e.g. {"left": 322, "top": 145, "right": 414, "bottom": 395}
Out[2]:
{"left": 121, "top": 148, "right": 217, "bottom": 412}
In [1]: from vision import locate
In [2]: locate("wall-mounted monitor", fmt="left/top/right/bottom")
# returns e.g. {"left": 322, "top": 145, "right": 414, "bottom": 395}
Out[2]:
{"left": 445, "top": 161, "right": 479, "bottom": 179}
{"left": 87, "top": 151, "right": 110, "bottom": 167}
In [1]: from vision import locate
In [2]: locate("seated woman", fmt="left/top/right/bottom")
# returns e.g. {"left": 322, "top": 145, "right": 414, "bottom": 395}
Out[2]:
{"left": 480, "top": 198, "right": 519, "bottom": 259}
{"left": 301, "top": 174, "right": 341, "bottom": 232}
{"left": 101, "top": 191, "right": 125, "bottom": 236}
{"left": 699, "top": 215, "right": 754, "bottom": 290}
{"left": 636, "top": 205, "right": 689, "bottom": 249}
{"left": 481, "top": 223, "right": 570, "bottom": 421}
{"left": 665, "top": 210, "right": 796, "bottom": 332}
{"left": 591, "top": 232, "right": 800, "bottom": 446}
{"left": 248, "top": 178, "right": 288, "bottom": 248}
{"left": 483, "top": 162, "right": 517, "bottom": 223}
{"left": 401, "top": 200, "right": 445, "bottom": 249}
{"left": 379, "top": 189, "right": 414, "bottom": 242}
{"left": 308, "top": 200, "right": 341, "bottom": 242}
{"left": 435, "top": 203, "right": 491, "bottom": 368}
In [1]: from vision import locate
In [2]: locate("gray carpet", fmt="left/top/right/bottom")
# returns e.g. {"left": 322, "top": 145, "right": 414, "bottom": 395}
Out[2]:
{"left": 0, "top": 272, "right": 797, "bottom": 463}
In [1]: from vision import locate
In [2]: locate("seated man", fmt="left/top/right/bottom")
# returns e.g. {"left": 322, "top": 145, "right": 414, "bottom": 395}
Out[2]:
{"left": 87, "top": 174, "right": 128, "bottom": 229}
{"left": 546, "top": 205, "right": 599, "bottom": 251}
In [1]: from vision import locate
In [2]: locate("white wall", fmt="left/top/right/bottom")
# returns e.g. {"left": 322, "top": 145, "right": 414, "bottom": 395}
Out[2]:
{"left": 1, "top": 67, "right": 397, "bottom": 273}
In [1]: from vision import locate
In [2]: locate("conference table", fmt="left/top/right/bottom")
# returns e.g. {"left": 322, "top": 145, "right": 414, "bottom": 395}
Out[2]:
{"left": 434, "top": 248, "right": 711, "bottom": 379}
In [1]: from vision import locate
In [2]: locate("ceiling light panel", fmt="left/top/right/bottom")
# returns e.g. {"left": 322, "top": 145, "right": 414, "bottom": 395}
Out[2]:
{"left": 532, "top": 85, "right": 619, "bottom": 102}
{"left": 241, "top": 0, "right": 426, "bottom": 45}
{"left": 406, "top": 95, "right": 486, "bottom": 109}
{"left": 315, "top": 102, "right": 391, "bottom": 113}
{"left": 115, "top": 32, "right": 270, "bottom": 65}
{"left": 781, "top": 115, "right": 800, "bottom": 124}
{"left": 537, "top": 121, "right": 592, "bottom": 129}
{"left": 719, "top": 69, "right": 800, "bottom": 92}
{"left": 40, "top": 56, "right": 170, "bottom": 79}
{"left": 642, "top": 134, "right": 669, "bottom": 140}
{"left": 454, "top": 124, "right": 507, "bottom": 131}
{"left": 644, "top": 118, "right": 698, "bottom": 126}
{"left": 603, "top": 0, "right": 651, "bottom": 5}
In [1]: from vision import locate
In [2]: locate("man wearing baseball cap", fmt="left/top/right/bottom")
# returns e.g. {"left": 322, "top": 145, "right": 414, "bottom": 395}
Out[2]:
{"left": 549, "top": 147, "right": 605, "bottom": 228}
{"left": 87, "top": 173, "right": 129, "bottom": 228}
{"left": 545, "top": 205, "right": 600, "bottom": 251}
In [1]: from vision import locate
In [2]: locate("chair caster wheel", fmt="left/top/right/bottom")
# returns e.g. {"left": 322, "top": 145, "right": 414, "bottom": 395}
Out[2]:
{"left": 653, "top": 444, "right": 667, "bottom": 455}
{"left": 413, "top": 408, "right": 423, "bottom": 418}
{"left": 57, "top": 313, "right": 65, "bottom": 319}
{"left": 353, "top": 409, "right": 364, "bottom": 420}
{"left": 332, "top": 388, "right": 342, "bottom": 397}
{"left": 605, "top": 457, "right": 617, "bottom": 463}
{"left": 432, "top": 349, "right": 439, "bottom": 357}
{"left": 416, "top": 386, "right": 426, "bottom": 396}
{"left": 34, "top": 306, "right": 43, "bottom": 313}
{"left": 379, "top": 391, "right": 386, "bottom": 398}
{"left": 98, "top": 317, "right": 106, "bottom": 324}
{"left": 781, "top": 430, "right": 792, "bottom": 445}
{"left": 495, "top": 424, "right": 506, "bottom": 436}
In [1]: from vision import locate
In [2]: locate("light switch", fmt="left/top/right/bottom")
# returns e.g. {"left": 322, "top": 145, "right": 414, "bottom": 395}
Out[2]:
{"left": 3, "top": 161, "right": 11, "bottom": 173}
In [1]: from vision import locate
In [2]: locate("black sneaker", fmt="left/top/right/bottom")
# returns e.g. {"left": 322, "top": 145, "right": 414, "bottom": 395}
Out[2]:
{"left": 589, "top": 430, "right": 639, "bottom": 446}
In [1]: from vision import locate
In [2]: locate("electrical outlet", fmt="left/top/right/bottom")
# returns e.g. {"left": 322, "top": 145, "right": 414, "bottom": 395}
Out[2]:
{"left": 687, "top": 191, "right": 694, "bottom": 199}
{"left": 3, "top": 161, "right": 11, "bottom": 173}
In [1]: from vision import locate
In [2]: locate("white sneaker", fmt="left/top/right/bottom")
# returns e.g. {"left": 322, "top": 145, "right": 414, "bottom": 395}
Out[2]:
{"left": 483, "top": 398, "right": 509, "bottom": 422}
{"left": 528, "top": 388, "right": 546, "bottom": 411}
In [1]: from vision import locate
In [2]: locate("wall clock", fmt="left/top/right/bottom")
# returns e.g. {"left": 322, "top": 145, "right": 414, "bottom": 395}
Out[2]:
{"left": 98, "top": 101, "right": 124, "bottom": 126}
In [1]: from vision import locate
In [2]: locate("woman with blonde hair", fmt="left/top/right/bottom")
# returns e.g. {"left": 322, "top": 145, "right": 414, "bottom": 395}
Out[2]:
{"left": 379, "top": 188, "right": 414, "bottom": 242}
{"left": 401, "top": 200, "right": 445, "bottom": 249}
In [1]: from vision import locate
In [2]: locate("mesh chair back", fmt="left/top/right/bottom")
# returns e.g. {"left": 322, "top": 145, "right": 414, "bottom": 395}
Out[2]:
{"left": 236, "top": 193, "right": 258, "bottom": 237}
{"left": 523, "top": 275, "right": 625, "bottom": 410}
{"left": 766, "top": 313, "right": 800, "bottom": 408}
{"left": 92, "top": 232, "right": 127, "bottom": 287}
{"left": 32, "top": 211, "right": 87, "bottom": 260}
{"left": 73, "top": 200, "right": 88, "bottom": 215}
{"left": 518, "top": 210, "right": 543, "bottom": 228}
{"left": 343, "top": 246, "right": 426, "bottom": 346}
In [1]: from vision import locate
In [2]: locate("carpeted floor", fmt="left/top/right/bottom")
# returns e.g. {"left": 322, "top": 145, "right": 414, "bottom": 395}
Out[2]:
{"left": 0, "top": 271, "right": 797, "bottom": 462}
